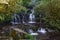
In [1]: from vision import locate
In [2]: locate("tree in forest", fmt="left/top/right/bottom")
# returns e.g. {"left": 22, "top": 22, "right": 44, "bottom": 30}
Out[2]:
{"left": 34, "top": 0, "right": 60, "bottom": 30}
{"left": 0, "top": 0, "right": 32, "bottom": 15}
{"left": 0, "top": 0, "right": 27, "bottom": 21}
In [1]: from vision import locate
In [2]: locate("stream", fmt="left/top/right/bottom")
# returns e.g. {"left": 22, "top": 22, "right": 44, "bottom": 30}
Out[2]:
{"left": 0, "top": 0, "right": 60, "bottom": 40}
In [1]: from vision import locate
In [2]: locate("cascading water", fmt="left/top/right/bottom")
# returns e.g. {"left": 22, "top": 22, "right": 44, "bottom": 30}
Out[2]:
{"left": 37, "top": 28, "right": 47, "bottom": 34}
{"left": 28, "top": 0, "right": 39, "bottom": 24}
{"left": 28, "top": 1, "right": 49, "bottom": 38}
{"left": 28, "top": 9, "right": 35, "bottom": 23}
{"left": 11, "top": 14, "right": 20, "bottom": 25}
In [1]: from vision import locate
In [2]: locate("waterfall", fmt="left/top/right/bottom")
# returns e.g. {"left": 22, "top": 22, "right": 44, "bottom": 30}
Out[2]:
{"left": 28, "top": 0, "right": 39, "bottom": 23}
{"left": 11, "top": 14, "right": 20, "bottom": 25}
{"left": 28, "top": 9, "right": 36, "bottom": 23}
{"left": 29, "top": 29, "right": 33, "bottom": 33}
{"left": 37, "top": 28, "right": 46, "bottom": 34}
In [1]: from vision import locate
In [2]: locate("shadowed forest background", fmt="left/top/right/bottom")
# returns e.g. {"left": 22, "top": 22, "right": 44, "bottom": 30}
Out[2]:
{"left": 0, "top": 0, "right": 60, "bottom": 40}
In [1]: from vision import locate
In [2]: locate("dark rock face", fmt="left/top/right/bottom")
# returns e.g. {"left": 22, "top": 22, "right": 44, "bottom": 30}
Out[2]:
{"left": 24, "top": 13, "right": 29, "bottom": 23}
{"left": 0, "top": 21, "right": 11, "bottom": 31}
{"left": 47, "top": 32, "right": 60, "bottom": 40}
{"left": 37, "top": 32, "right": 60, "bottom": 40}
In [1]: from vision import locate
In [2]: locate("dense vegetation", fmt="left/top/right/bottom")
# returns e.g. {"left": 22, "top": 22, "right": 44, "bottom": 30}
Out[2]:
{"left": 0, "top": 0, "right": 60, "bottom": 30}
{"left": 0, "top": 0, "right": 31, "bottom": 22}
{"left": 0, "top": 0, "right": 60, "bottom": 40}
{"left": 34, "top": 0, "right": 60, "bottom": 30}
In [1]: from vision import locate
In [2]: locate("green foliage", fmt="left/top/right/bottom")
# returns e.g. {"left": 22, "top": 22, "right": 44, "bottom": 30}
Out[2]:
{"left": 0, "top": 13, "right": 5, "bottom": 21}
{"left": 0, "top": 0, "right": 27, "bottom": 14}
{"left": 0, "top": 13, "right": 12, "bottom": 22}
{"left": 0, "top": 0, "right": 27, "bottom": 22}
{"left": 22, "top": 0, "right": 31, "bottom": 7}
{"left": 34, "top": 0, "right": 60, "bottom": 30}
{"left": 8, "top": 0, "right": 27, "bottom": 13}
